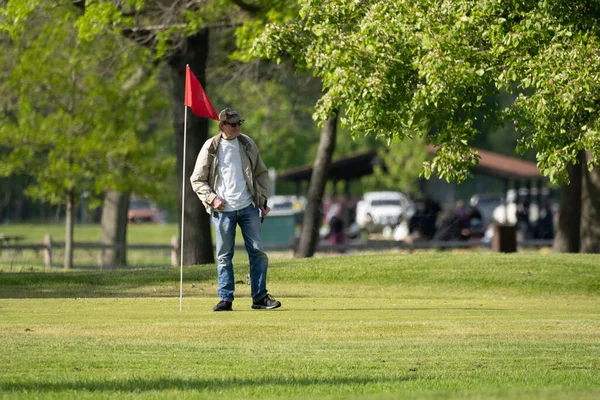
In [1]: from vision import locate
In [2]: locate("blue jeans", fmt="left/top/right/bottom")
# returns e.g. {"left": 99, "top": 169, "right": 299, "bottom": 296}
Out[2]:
{"left": 212, "top": 204, "right": 269, "bottom": 302}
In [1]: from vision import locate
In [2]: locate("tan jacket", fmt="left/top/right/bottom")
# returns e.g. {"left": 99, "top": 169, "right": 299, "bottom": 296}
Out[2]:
{"left": 190, "top": 133, "right": 269, "bottom": 214}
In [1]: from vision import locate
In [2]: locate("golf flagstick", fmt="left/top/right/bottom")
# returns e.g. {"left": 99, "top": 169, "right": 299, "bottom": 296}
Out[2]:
{"left": 179, "top": 105, "right": 187, "bottom": 312}
{"left": 181, "top": 64, "right": 219, "bottom": 312}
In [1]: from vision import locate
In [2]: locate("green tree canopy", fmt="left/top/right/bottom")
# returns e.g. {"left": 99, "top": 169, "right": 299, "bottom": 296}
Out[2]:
{"left": 0, "top": 4, "right": 172, "bottom": 207}
{"left": 250, "top": 0, "right": 600, "bottom": 183}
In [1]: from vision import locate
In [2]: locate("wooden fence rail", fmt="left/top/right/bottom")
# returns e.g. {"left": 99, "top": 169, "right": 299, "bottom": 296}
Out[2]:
{"left": 0, "top": 234, "right": 179, "bottom": 269}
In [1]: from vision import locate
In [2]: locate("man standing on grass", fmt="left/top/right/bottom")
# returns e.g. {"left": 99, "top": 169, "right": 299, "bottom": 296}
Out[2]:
{"left": 190, "top": 108, "right": 282, "bottom": 312}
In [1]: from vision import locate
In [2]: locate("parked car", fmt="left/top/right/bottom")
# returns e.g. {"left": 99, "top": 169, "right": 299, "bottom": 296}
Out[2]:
{"left": 127, "top": 199, "right": 165, "bottom": 224}
{"left": 268, "top": 195, "right": 307, "bottom": 216}
{"left": 355, "top": 191, "right": 414, "bottom": 230}
{"left": 469, "top": 193, "right": 503, "bottom": 227}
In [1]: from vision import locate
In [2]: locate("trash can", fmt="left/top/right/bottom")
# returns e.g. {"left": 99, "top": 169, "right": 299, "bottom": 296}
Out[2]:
{"left": 260, "top": 211, "right": 302, "bottom": 249}
{"left": 492, "top": 224, "right": 517, "bottom": 253}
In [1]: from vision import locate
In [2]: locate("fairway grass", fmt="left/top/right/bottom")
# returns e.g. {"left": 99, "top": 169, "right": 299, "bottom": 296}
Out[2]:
{"left": 1, "top": 253, "right": 599, "bottom": 399}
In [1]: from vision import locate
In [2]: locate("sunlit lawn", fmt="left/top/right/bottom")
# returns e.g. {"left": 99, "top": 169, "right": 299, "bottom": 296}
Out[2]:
{"left": 0, "top": 223, "right": 266, "bottom": 271}
{"left": 0, "top": 223, "right": 177, "bottom": 271}
{"left": 1, "top": 253, "right": 598, "bottom": 399}
{"left": 0, "top": 223, "right": 179, "bottom": 244}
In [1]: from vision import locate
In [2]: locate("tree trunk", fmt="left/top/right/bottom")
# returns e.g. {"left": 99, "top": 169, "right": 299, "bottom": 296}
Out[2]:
{"left": 295, "top": 115, "right": 338, "bottom": 258}
{"left": 553, "top": 152, "right": 583, "bottom": 253}
{"left": 580, "top": 150, "right": 600, "bottom": 253}
{"left": 64, "top": 188, "right": 74, "bottom": 270}
{"left": 0, "top": 189, "right": 9, "bottom": 223}
{"left": 15, "top": 194, "right": 25, "bottom": 221}
{"left": 99, "top": 190, "right": 129, "bottom": 268}
{"left": 168, "top": 29, "right": 214, "bottom": 266}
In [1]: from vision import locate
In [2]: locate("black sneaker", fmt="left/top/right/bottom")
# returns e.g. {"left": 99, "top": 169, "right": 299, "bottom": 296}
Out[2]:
{"left": 252, "top": 294, "right": 281, "bottom": 310}
{"left": 213, "top": 300, "right": 233, "bottom": 312}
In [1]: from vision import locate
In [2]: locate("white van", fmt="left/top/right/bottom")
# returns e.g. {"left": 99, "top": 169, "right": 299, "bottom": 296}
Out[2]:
{"left": 355, "top": 191, "right": 414, "bottom": 229}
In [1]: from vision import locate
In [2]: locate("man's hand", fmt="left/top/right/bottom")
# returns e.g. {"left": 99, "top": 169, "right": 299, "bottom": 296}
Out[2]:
{"left": 212, "top": 196, "right": 226, "bottom": 211}
{"left": 260, "top": 205, "right": 271, "bottom": 218}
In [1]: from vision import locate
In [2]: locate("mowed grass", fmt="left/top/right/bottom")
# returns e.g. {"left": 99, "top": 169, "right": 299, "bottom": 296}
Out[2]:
{"left": 0, "top": 253, "right": 599, "bottom": 399}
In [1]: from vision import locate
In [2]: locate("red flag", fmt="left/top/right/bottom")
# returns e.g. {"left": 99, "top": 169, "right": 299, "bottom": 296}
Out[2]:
{"left": 184, "top": 65, "right": 219, "bottom": 120}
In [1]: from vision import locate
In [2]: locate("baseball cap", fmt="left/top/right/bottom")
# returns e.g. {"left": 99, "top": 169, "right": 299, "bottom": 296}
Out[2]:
{"left": 218, "top": 108, "right": 244, "bottom": 124}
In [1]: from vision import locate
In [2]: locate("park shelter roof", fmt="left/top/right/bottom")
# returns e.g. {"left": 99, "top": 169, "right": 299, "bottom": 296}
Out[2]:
{"left": 473, "top": 147, "right": 541, "bottom": 180}
{"left": 277, "top": 146, "right": 542, "bottom": 182}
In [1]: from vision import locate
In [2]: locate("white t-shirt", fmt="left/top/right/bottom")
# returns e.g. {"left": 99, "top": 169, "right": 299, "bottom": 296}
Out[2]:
{"left": 215, "top": 137, "right": 253, "bottom": 212}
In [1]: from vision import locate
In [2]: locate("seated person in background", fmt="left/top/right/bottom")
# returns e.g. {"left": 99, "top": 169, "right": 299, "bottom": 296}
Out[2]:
{"left": 326, "top": 203, "right": 345, "bottom": 248}
{"left": 534, "top": 201, "right": 554, "bottom": 239}
{"left": 434, "top": 209, "right": 462, "bottom": 241}
{"left": 455, "top": 200, "right": 470, "bottom": 240}
{"left": 467, "top": 203, "right": 484, "bottom": 239}
{"left": 410, "top": 197, "right": 440, "bottom": 240}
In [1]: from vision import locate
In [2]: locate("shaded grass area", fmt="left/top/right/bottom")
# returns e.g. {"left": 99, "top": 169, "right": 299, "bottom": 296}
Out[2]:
{"left": 1, "top": 253, "right": 599, "bottom": 399}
